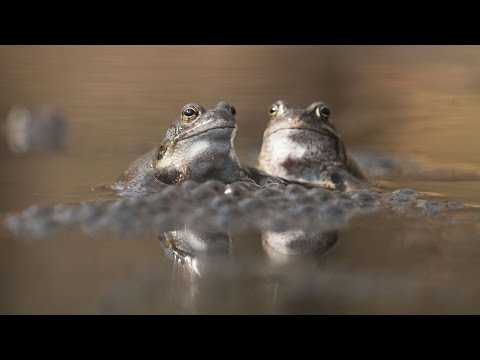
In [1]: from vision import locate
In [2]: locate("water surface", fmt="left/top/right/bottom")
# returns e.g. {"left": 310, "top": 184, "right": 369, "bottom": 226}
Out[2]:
{"left": 2, "top": 46, "right": 480, "bottom": 314}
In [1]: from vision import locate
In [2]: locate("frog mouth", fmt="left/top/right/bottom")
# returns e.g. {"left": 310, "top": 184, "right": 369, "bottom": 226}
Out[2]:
{"left": 177, "top": 126, "right": 237, "bottom": 142}
{"left": 266, "top": 126, "right": 339, "bottom": 139}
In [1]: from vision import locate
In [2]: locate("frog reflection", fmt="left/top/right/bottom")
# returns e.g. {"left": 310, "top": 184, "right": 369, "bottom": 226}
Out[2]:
{"left": 159, "top": 223, "right": 338, "bottom": 277}
{"left": 262, "top": 229, "right": 338, "bottom": 262}
{"left": 159, "top": 226, "right": 232, "bottom": 277}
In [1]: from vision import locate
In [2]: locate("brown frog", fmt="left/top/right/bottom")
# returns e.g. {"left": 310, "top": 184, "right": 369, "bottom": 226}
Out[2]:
{"left": 258, "top": 100, "right": 369, "bottom": 191}
{"left": 113, "top": 101, "right": 287, "bottom": 191}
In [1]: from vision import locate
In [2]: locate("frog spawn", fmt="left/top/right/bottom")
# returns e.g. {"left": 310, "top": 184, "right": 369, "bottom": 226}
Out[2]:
{"left": 4, "top": 181, "right": 470, "bottom": 244}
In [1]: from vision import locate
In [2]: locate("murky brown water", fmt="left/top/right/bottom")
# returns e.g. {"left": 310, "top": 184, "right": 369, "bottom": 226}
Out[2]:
{"left": 2, "top": 45, "right": 480, "bottom": 314}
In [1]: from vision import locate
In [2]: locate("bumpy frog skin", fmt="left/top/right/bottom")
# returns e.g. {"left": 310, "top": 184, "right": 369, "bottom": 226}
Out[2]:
{"left": 114, "top": 102, "right": 287, "bottom": 190}
{"left": 258, "top": 100, "right": 369, "bottom": 191}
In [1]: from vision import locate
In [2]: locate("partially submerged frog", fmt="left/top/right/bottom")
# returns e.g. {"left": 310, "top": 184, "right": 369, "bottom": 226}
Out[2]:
{"left": 113, "top": 101, "right": 287, "bottom": 192}
{"left": 258, "top": 100, "right": 369, "bottom": 191}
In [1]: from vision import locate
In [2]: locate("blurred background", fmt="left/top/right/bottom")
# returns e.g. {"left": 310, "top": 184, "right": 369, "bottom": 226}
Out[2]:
{"left": 2, "top": 46, "right": 480, "bottom": 314}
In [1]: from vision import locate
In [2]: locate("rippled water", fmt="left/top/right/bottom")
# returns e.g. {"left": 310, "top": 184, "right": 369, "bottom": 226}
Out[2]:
{"left": 2, "top": 45, "right": 480, "bottom": 314}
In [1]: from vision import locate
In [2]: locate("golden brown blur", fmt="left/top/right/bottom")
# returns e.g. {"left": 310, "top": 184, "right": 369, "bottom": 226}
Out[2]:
{"left": 2, "top": 46, "right": 480, "bottom": 314}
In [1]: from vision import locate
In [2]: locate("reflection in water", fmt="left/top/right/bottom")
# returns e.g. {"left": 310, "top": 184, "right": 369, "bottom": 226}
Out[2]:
{"left": 261, "top": 230, "right": 338, "bottom": 313}
{"left": 155, "top": 225, "right": 338, "bottom": 314}
{"left": 159, "top": 225, "right": 338, "bottom": 277}
{"left": 159, "top": 226, "right": 232, "bottom": 277}
{"left": 262, "top": 229, "right": 338, "bottom": 256}
{"left": 156, "top": 226, "right": 232, "bottom": 313}
{"left": 101, "top": 215, "right": 480, "bottom": 314}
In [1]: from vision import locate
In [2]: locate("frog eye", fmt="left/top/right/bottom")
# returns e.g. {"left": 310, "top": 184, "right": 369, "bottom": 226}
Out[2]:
{"left": 230, "top": 105, "right": 236, "bottom": 116}
{"left": 269, "top": 104, "right": 279, "bottom": 116}
{"left": 315, "top": 105, "right": 331, "bottom": 119}
{"left": 182, "top": 106, "right": 199, "bottom": 121}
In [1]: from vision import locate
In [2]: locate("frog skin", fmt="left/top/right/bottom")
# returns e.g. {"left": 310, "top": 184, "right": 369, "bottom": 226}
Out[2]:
{"left": 258, "top": 100, "right": 370, "bottom": 191}
{"left": 112, "top": 102, "right": 288, "bottom": 192}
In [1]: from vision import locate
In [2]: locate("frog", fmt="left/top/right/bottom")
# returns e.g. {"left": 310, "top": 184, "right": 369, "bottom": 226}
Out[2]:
{"left": 258, "top": 100, "right": 370, "bottom": 191}
{"left": 112, "top": 101, "right": 288, "bottom": 192}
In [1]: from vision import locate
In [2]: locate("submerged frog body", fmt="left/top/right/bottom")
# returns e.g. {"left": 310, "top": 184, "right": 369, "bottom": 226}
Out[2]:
{"left": 113, "top": 102, "right": 287, "bottom": 192}
{"left": 258, "top": 100, "right": 369, "bottom": 191}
